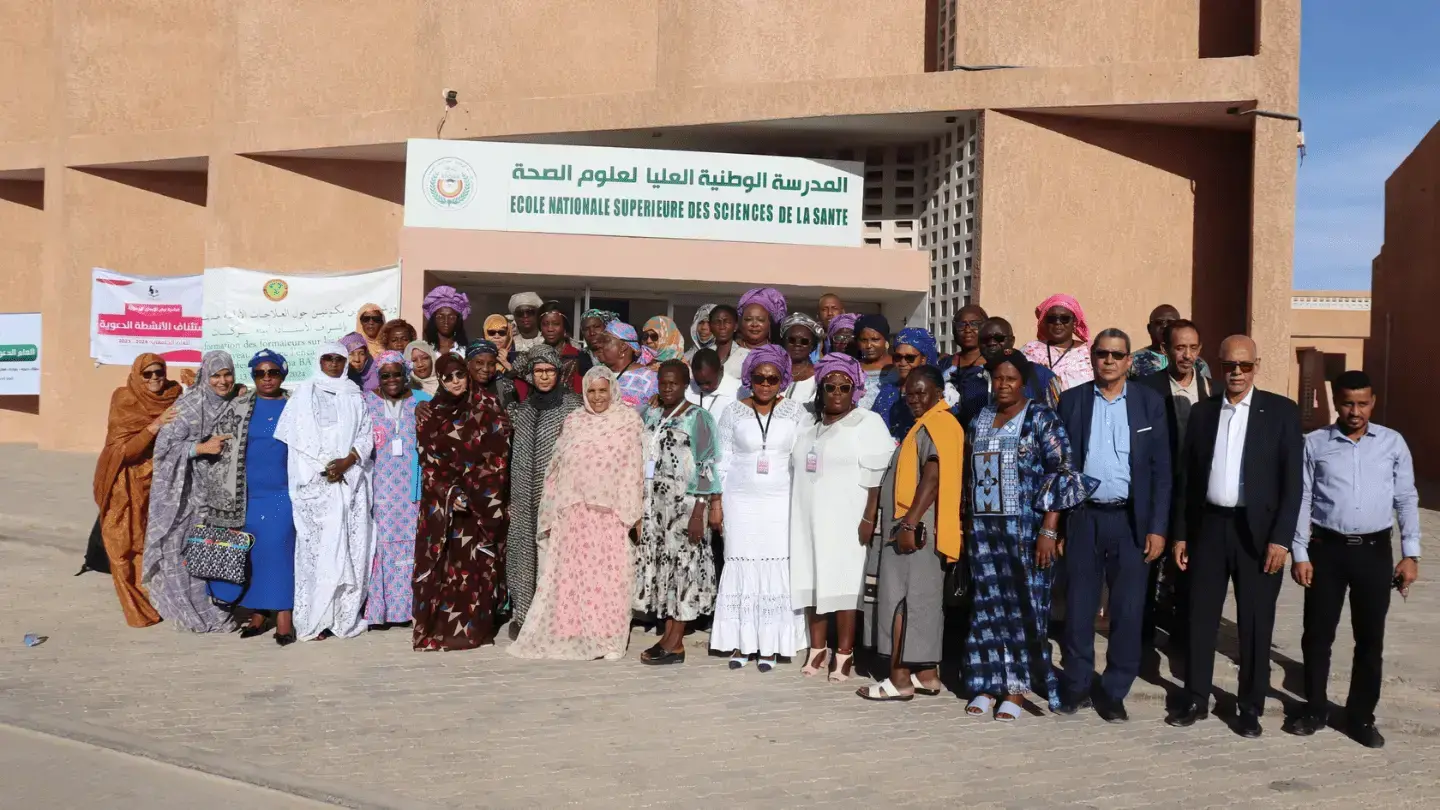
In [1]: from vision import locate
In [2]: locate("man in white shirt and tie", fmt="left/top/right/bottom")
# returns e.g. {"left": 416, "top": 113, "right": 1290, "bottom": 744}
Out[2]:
{"left": 1166, "top": 336, "right": 1303, "bottom": 738}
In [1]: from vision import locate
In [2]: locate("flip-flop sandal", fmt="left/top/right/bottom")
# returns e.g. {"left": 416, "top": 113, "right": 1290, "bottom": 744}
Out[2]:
{"left": 910, "top": 673, "right": 942, "bottom": 696}
{"left": 996, "top": 699, "right": 1025, "bottom": 722}
{"left": 966, "top": 695, "right": 996, "bottom": 717}
{"left": 856, "top": 678, "right": 914, "bottom": 702}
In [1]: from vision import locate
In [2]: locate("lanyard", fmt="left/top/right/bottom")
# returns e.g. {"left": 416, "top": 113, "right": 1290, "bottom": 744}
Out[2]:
{"left": 1046, "top": 343, "right": 1074, "bottom": 370}
{"left": 753, "top": 404, "right": 775, "bottom": 452}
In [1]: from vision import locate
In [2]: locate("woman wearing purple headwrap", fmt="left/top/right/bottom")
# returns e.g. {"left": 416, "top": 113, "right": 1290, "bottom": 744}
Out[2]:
{"left": 737, "top": 287, "right": 787, "bottom": 351}
{"left": 363, "top": 349, "right": 430, "bottom": 628}
{"left": 711, "top": 344, "right": 807, "bottom": 670}
{"left": 340, "top": 331, "right": 379, "bottom": 392}
{"left": 422, "top": 285, "right": 472, "bottom": 358}
{"left": 789, "top": 352, "right": 895, "bottom": 681}
{"left": 827, "top": 312, "right": 859, "bottom": 358}
{"left": 598, "top": 321, "right": 658, "bottom": 411}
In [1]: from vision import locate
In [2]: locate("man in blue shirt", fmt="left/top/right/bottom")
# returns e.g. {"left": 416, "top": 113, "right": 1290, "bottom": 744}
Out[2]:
{"left": 1286, "top": 370, "right": 1421, "bottom": 748}
{"left": 1055, "top": 328, "right": 1171, "bottom": 722}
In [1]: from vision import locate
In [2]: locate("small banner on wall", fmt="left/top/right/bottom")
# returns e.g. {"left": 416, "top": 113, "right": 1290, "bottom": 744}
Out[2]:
{"left": 89, "top": 269, "right": 204, "bottom": 365}
{"left": 201, "top": 265, "right": 401, "bottom": 383}
{"left": 0, "top": 312, "right": 42, "bottom": 395}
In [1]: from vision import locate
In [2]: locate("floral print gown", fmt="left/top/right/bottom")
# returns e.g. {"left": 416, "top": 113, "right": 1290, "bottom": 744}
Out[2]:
{"left": 633, "top": 405, "right": 721, "bottom": 621}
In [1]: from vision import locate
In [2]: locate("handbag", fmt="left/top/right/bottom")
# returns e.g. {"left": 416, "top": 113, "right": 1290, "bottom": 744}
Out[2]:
{"left": 183, "top": 524, "right": 254, "bottom": 585}
{"left": 943, "top": 553, "right": 970, "bottom": 607}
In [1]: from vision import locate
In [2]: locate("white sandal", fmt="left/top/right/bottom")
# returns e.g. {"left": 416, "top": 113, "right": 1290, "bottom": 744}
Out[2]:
{"left": 828, "top": 651, "right": 855, "bottom": 683}
{"left": 802, "top": 648, "right": 831, "bottom": 677}
{"left": 966, "top": 694, "right": 996, "bottom": 716}
{"left": 910, "top": 673, "right": 941, "bottom": 696}
{"left": 856, "top": 678, "right": 914, "bottom": 702}
{"left": 996, "top": 699, "right": 1025, "bottom": 722}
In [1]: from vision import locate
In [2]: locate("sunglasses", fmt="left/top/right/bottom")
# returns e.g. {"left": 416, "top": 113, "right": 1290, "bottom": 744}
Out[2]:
{"left": 1091, "top": 349, "right": 1128, "bottom": 362}
{"left": 440, "top": 371, "right": 468, "bottom": 383}
{"left": 360, "top": 314, "right": 384, "bottom": 324}
{"left": 823, "top": 383, "right": 854, "bottom": 394}
{"left": 643, "top": 331, "right": 660, "bottom": 342}
{"left": 485, "top": 329, "right": 508, "bottom": 337}
{"left": 786, "top": 335, "right": 814, "bottom": 346}
{"left": 320, "top": 354, "right": 346, "bottom": 364}
{"left": 253, "top": 368, "right": 285, "bottom": 379}
{"left": 378, "top": 371, "right": 407, "bottom": 381}
{"left": 1220, "top": 361, "right": 1256, "bottom": 374}
{"left": 955, "top": 319, "right": 984, "bottom": 330}
{"left": 514, "top": 308, "right": 538, "bottom": 317}
{"left": 750, "top": 374, "right": 782, "bottom": 386}
{"left": 140, "top": 369, "right": 166, "bottom": 380}
{"left": 979, "top": 334, "right": 1008, "bottom": 345}
{"left": 892, "top": 352, "right": 923, "bottom": 363}
{"left": 1044, "top": 314, "right": 1074, "bottom": 325}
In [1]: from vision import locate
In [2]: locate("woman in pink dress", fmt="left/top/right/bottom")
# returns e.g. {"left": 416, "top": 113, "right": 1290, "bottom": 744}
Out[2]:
{"left": 508, "top": 366, "right": 646, "bottom": 661}
{"left": 1020, "top": 293, "right": 1094, "bottom": 393}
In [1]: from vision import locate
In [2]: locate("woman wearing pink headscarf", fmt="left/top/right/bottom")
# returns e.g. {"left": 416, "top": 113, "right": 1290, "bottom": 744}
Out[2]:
{"left": 1021, "top": 294, "right": 1094, "bottom": 392}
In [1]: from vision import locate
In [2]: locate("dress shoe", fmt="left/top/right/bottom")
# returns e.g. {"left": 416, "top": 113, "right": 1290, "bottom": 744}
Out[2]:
{"left": 1236, "top": 710, "right": 1262, "bottom": 738}
{"left": 239, "top": 623, "right": 269, "bottom": 639}
{"left": 1097, "top": 697, "right": 1129, "bottom": 723}
{"left": 1165, "top": 702, "right": 1209, "bottom": 727}
{"left": 1054, "top": 693, "right": 1093, "bottom": 716}
{"left": 1284, "top": 712, "right": 1323, "bottom": 737}
{"left": 273, "top": 632, "right": 296, "bottom": 647}
{"left": 1350, "top": 723, "right": 1385, "bottom": 749}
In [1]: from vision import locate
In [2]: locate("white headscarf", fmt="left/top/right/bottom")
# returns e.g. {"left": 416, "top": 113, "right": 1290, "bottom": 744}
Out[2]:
{"left": 275, "top": 341, "right": 365, "bottom": 469}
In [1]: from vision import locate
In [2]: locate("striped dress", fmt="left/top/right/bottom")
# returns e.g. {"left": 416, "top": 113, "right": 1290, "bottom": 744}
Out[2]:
{"left": 505, "top": 392, "right": 583, "bottom": 625}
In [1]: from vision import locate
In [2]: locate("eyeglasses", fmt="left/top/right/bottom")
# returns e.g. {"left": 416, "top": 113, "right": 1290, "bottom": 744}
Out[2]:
{"left": 786, "top": 335, "right": 814, "bottom": 346}
{"left": 359, "top": 314, "right": 384, "bottom": 324}
{"left": 253, "top": 368, "right": 285, "bottom": 379}
{"left": 822, "top": 383, "right": 854, "bottom": 394}
{"left": 378, "top": 371, "right": 407, "bottom": 381}
{"left": 979, "top": 334, "right": 1008, "bottom": 345}
{"left": 1091, "top": 349, "right": 1128, "bottom": 362}
{"left": 955, "top": 319, "right": 984, "bottom": 330}
{"left": 532, "top": 367, "right": 558, "bottom": 376}
{"left": 1044, "top": 313, "right": 1074, "bottom": 325}
{"left": 440, "top": 371, "right": 467, "bottom": 383}
{"left": 320, "top": 355, "right": 346, "bottom": 364}
{"left": 750, "top": 373, "right": 782, "bottom": 386}
{"left": 140, "top": 369, "right": 166, "bottom": 380}
{"left": 1220, "top": 361, "right": 1257, "bottom": 374}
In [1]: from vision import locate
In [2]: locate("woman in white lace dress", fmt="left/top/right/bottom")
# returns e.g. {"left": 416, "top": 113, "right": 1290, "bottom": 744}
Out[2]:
{"left": 711, "top": 345, "right": 808, "bottom": 671}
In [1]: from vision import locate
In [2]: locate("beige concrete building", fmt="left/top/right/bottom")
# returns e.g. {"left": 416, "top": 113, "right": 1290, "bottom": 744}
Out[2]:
{"left": 1368, "top": 121, "right": 1440, "bottom": 481}
{"left": 1289, "top": 291, "right": 1370, "bottom": 429}
{"left": 0, "top": 1, "right": 1302, "bottom": 451}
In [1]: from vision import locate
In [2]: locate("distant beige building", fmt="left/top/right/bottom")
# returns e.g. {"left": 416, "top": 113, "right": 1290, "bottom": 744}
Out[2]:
{"left": 1289, "top": 292, "right": 1370, "bottom": 429}
{"left": 0, "top": 2, "right": 1302, "bottom": 451}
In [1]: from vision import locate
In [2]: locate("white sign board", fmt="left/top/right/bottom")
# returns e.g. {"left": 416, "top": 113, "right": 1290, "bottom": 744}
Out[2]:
{"left": 90, "top": 269, "right": 204, "bottom": 365}
{"left": 201, "top": 266, "right": 400, "bottom": 383}
{"left": 0, "top": 313, "right": 42, "bottom": 395}
{"left": 404, "top": 138, "right": 863, "bottom": 247}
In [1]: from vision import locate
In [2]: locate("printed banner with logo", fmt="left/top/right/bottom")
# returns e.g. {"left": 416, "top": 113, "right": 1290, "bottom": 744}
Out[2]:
{"left": 90, "top": 269, "right": 204, "bottom": 365}
{"left": 403, "top": 138, "right": 864, "bottom": 247}
{"left": 201, "top": 266, "right": 401, "bottom": 383}
{"left": 0, "top": 312, "right": 42, "bottom": 395}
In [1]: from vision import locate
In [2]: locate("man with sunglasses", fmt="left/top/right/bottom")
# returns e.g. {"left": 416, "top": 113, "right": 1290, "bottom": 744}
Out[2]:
{"left": 1167, "top": 336, "right": 1303, "bottom": 738}
{"left": 1055, "top": 329, "right": 1171, "bottom": 722}
{"left": 508, "top": 291, "right": 545, "bottom": 353}
{"left": 951, "top": 318, "right": 1062, "bottom": 427}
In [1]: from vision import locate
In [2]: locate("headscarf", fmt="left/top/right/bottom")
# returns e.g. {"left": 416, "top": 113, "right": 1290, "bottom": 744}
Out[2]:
{"left": 339, "top": 331, "right": 376, "bottom": 391}
{"left": 813, "top": 352, "right": 867, "bottom": 405}
{"left": 308, "top": 341, "right": 362, "bottom": 396}
{"left": 781, "top": 312, "right": 824, "bottom": 345}
{"left": 422, "top": 285, "right": 471, "bottom": 321}
{"left": 508, "top": 292, "right": 544, "bottom": 313}
{"left": 248, "top": 348, "right": 288, "bottom": 375}
{"left": 429, "top": 353, "right": 471, "bottom": 414}
{"left": 465, "top": 339, "right": 500, "bottom": 360}
{"left": 405, "top": 340, "right": 439, "bottom": 395}
{"left": 893, "top": 327, "right": 939, "bottom": 367}
{"left": 643, "top": 315, "right": 686, "bottom": 362}
{"left": 484, "top": 314, "right": 513, "bottom": 353}
{"left": 854, "top": 313, "right": 891, "bottom": 342}
{"left": 1033, "top": 293, "right": 1090, "bottom": 343}
{"left": 93, "top": 353, "right": 181, "bottom": 511}
{"left": 827, "top": 312, "right": 859, "bottom": 339}
{"left": 273, "top": 343, "right": 365, "bottom": 499}
{"left": 690, "top": 304, "right": 717, "bottom": 351}
{"left": 193, "top": 351, "right": 241, "bottom": 426}
{"left": 605, "top": 321, "right": 656, "bottom": 365}
{"left": 738, "top": 287, "right": 787, "bottom": 326}
{"left": 741, "top": 343, "right": 794, "bottom": 389}
{"left": 581, "top": 308, "right": 620, "bottom": 325}
{"left": 354, "top": 303, "right": 387, "bottom": 359}
{"left": 375, "top": 350, "right": 408, "bottom": 376}
{"left": 520, "top": 344, "right": 567, "bottom": 410}
{"left": 538, "top": 365, "right": 645, "bottom": 541}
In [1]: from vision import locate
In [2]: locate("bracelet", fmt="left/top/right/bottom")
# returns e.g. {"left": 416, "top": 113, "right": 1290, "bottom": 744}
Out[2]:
{"left": 1038, "top": 528, "right": 1059, "bottom": 540}
{"left": 859, "top": 518, "right": 875, "bottom": 526}
{"left": 897, "top": 521, "right": 917, "bottom": 532}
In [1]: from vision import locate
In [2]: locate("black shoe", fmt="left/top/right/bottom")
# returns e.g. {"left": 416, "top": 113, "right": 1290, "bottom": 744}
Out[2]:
{"left": 1097, "top": 698, "right": 1129, "bottom": 723}
{"left": 1054, "top": 693, "right": 1094, "bottom": 716}
{"left": 640, "top": 646, "right": 685, "bottom": 666}
{"left": 274, "top": 632, "right": 296, "bottom": 647}
{"left": 239, "top": 623, "right": 269, "bottom": 639}
{"left": 1350, "top": 722, "right": 1385, "bottom": 749}
{"left": 1236, "top": 710, "right": 1262, "bottom": 738}
{"left": 1165, "top": 701, "right": 1209, "bottom": 727}
{"left": 1284, "top": 712, "right": 1323, "bottom": 737}
{"left": 507, "top": 621, "right": 522, "bottom": 642}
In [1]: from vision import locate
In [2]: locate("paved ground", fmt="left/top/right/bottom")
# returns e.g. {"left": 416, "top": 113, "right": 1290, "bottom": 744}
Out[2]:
{"left": 1, "top": 443, "right": 1438, "bottom": 809}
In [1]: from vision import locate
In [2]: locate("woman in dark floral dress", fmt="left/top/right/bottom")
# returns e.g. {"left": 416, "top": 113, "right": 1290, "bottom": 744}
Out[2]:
{"left": 412, "top": 353, "right": 513, "bottom": 651}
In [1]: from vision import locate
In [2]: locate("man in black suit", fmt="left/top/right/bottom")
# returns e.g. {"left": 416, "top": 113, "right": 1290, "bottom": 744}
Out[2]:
{"left": 1136, "top": 319, "right": 1211, "bottom": 650}
{"left": 1165, "top": 335, "right": 1303, "bottom": 738}
{"left": 1055, "top": 329, "right": 1171, "bottom": 722}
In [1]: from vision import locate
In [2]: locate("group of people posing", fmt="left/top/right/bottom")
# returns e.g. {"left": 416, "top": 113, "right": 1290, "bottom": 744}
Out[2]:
{"left": 90, "top": 286, "right": 1420, "bottom": 745}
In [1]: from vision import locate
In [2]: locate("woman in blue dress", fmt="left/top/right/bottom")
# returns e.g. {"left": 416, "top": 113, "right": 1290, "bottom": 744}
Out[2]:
{"left": 210, "top": 350, "right": 299, "bottom": 646}
{"left": 962, "top": 350, "right": 1094, "bottom": 720}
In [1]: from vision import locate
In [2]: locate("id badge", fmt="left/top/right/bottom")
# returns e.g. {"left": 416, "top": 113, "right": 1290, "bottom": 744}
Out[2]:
{"left": 756, "top": 455, "right": 771, "bottom": 475}
{"left": 390, "top": 438, "right": 404, "bottom": 457}
{"left": 645, "top": 459, "right": 656, "bottom": 480}
{"left": 805, "top": 450, "right": 819, "bottom": 473}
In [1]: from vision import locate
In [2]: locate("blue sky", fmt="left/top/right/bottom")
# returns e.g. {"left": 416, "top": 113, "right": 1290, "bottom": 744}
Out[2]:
{"left": 1295, "top": 2, "right": 1440, "bottom": 290}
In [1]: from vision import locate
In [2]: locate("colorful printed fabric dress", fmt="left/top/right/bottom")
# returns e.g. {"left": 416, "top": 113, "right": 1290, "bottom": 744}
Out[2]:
{"left": 363, "top": 390, "right": 429, "bottom": 625}
{"left": 413, "top": 390, "right": 513, "bottom": 651}
{"left": 963, "top": 401, "right": 1094, "bottom": 708}
{"left": 633, "top": 404, "right": 721, "bottom": 621}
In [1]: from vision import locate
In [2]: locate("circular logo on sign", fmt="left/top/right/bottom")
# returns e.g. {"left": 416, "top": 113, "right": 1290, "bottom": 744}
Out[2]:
{"left": 423, "top": 157, "right": 477, "bottom": 209}
{"left": 263, "top": 279, "right": 289, "bottom": 302}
